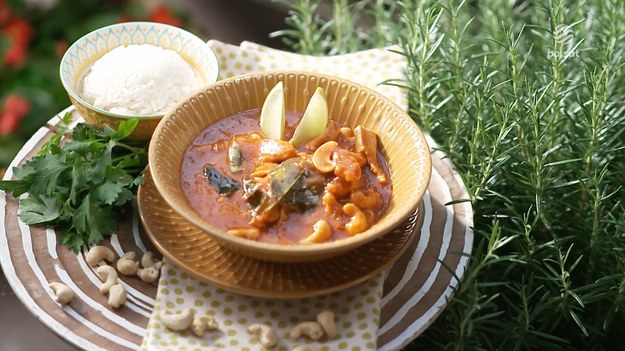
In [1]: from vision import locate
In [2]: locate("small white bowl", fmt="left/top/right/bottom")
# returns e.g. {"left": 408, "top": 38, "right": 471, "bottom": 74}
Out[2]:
{"left": 59, "top": 21, "right": 219, "bottom": 141}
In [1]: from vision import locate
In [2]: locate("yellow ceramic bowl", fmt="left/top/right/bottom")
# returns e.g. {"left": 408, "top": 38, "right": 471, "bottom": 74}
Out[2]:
{"left": 59, "top": 22, "right": 219, "bottom": 141}
{"left": 148, "top": 71, "right": 432, "bottom": 263}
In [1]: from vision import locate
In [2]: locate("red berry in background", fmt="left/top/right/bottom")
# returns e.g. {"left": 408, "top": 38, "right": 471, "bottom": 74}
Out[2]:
{"left": 0, "top": 0, "right": 10, "bottom": 26}
{"left": 0, "top": 94, "right": 31, "bottom": 135}
{"left": 149, "top": 5, "right": 183, "bottom": 27}
{"left": 55, "top": 40, "right": 68, "bottom": 59}
{"left": 2, "top": 16, "right": 34, "bottom": 66}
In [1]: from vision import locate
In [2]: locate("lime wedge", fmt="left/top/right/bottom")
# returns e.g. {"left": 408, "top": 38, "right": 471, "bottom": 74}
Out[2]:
{"left": 290, "top": 87, "right": 329, "bottom": 147}
{"left": 260, "top": 81, "right": 286, "bottom": 140}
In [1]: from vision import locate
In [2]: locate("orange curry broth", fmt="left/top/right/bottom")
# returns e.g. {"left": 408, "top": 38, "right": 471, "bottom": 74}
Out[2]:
{"left": 181, "top": 109, "right": 392, "bottom": 244}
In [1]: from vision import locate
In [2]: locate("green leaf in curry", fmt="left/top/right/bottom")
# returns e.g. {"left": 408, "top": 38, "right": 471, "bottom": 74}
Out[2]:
{"left": 203, "top": 165, "right": 241, "bottom": 195}
{"left": 244, "top": 157, "right": 324, "bottom": 223}
{"left": 280, "top": 166, "right": 324, "bottom": 212}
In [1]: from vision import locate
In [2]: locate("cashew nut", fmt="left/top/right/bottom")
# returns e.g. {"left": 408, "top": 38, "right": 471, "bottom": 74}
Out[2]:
{"left": 161, "top": 308, "right": 196, "bottom": 331}
{"left": 289, "top": 321, "right": 324, "bottom": 340}
{"left": 350, "top": 188, "right": 384, "bottom": 210}
{"left": 191, "top": 315, "right": 219, "bottom": 337}
{"left": 339, "top": 126, "right": 353, "bottom": 138}
{"left": 322, "top": 191, "right": 340, "bottom": 216}
{"left": 95, "top": 265, "right": 118, "bottom": 294}
{"left": 292, "top": 346, "right": 320, "bottom": 351}
{"left": 248, "top": 323, "right": 277, "bottom": 348}
{"left": 108, "top": 283, "right": 127, "bottom": 309}
{"left": 227, "top": 227, "right": 262, "bottom": 240}
{"left": 137, "top": 265, "right": 160, "bottom": 284}
{"left": 300, "top": 219, "right": 332, "bottom": 244}
{"left": 141, "top": 251, "right": 161, "bottom": 268}
{"left": 316, "top": 309, "right": 338, "bottom": 339}
{"left": 116, "top": 251, "right": 139, "bottom": 276}
{"left": 48, "top": 282, "right": 74, "bottom": 305}
{"left": 86, "top": 246, "right": 115, "bottom": 266}
{"left": 312, "top": 141, "right": 338, "bottom": 173}
{"left": 343, "top": 203, "right": 369, "bottom": 236}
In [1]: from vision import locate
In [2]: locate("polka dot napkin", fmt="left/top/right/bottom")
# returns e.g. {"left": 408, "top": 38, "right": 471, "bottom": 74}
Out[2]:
{"left": 140, "top": 40, "right": 408, "bottom": 351}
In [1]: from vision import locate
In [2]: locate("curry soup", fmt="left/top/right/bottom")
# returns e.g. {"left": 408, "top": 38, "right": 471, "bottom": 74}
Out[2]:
{"left": 181, "top": 109, "right": 392, "bottom": 244}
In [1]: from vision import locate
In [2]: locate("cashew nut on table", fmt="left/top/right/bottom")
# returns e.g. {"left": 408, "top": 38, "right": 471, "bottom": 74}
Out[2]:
{"left": 137, "top": 265, "right": 160, "bottom": 284}
{"left": 140, "top": 251, "right": 161, "bottom": 268}
{"left": 248, "top": 323, "right": 278, "bottom": 348}
{"left": 116, "top": 251, "right": 139, "bottom": 276}
{"left": 316, "top": 309, "right": 338, "bottom": 339}
{"left": 85, "top": 246, "right": 115, "bottom": 266}
{"left": 289, "top": 321, "right": 324, "bottom": 340}
{"left": 48, "top": 282, "right": 74, "bottom": 305}
{"left": 108, "top": 284, "right": 127, "bottom": 309}
{"left": 95, "top": 265, "right": 118, "bottom": 294}
{"left": 161, "top": 308, "right": 196, "bottom": 331}
{"left": 191, "top": 315, "right": 219, "bottom": 337}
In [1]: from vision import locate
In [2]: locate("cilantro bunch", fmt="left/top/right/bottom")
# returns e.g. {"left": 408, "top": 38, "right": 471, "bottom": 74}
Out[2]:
{"left": 0, "top": 114, "right": 147, "bottom": 251}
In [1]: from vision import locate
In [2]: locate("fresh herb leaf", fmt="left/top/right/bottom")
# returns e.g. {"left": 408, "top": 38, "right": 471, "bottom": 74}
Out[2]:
{"left": 73, "top": 193, "right": 117, "bottom": 245}
{"left": 0, "top": 118, "right": 147, "bottom": 252}
{"left": 18, "top": 195, "right": 61, "bottom": 224}
{"left": 94, "top": 181, "right": 124, "bottom": 205}
{"left": 109, "top": 118, "right": 139, "bottom": 140}
{"left": 246, "top": 157, "right": 305, "bottom": 222}
{"left": 279, "top": 166, "right": 324, "bottom": 212}
{"left": 29, "top": 153, "right": 70, "bottom": 197}
{"left": 203, "top": 165, "right": 241, "bottom": 195}
{"left": 243, "top": 158, "right": 323, "bottom": 216}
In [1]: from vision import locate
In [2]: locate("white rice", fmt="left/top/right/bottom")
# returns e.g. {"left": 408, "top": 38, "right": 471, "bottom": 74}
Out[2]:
{"left": 81, "top": 44, "right": 204, "bottom": 116}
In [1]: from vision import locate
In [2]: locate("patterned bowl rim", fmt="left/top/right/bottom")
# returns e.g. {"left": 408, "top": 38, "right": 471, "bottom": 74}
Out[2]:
{"left": 59, "top": 21, "right": 220, "bottom": 120}
{"left": 149, "top": 70, "right": 433, "bottom": 256}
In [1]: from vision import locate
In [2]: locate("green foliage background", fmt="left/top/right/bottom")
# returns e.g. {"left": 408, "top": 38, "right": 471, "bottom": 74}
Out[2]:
{"left": 275, "top": 0, "right": 625, "bottom": 349}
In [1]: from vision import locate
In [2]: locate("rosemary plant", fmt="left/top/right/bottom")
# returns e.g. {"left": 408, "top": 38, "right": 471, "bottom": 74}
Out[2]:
{"left": 275, "top": 0, "right": 625, "bottom": 349}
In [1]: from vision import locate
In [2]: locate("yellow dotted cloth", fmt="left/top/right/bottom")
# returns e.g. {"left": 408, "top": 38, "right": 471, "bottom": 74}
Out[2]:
{"left": 140, "top": 40, "right": 408, "bottom": 351}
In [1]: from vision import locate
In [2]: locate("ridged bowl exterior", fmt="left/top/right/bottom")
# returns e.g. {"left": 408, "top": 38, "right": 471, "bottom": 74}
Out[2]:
{"left": 148, "top": 71, "right": 432, "bottom": 262}
{"left": 59, "top": 21, "right": 219, "bottom": 141}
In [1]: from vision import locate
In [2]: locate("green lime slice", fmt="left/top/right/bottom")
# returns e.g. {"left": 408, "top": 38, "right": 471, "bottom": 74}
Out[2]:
{"left": 260, "top": 81, "right": 286, "bottom": 140}
{"left": 290, "top": 87, "right": 329, "bottom": 147}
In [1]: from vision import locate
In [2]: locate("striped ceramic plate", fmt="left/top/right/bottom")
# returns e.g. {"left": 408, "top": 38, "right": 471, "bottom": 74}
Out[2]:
{"left": 0, "top": 107, "right": 473, "bottom": 350}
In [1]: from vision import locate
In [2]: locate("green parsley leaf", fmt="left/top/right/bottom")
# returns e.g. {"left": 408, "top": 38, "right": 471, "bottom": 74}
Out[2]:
{"left": 29, "top": 153, "right": 70, "bottom": 197}
{"left": 73, "top": 193, "right": 117, "bottom": 245}
{"left": 95, "top": 181, "right": 124, "bottom": 205}
{"left": 110, "top": 118, "right": 139, "bottom": 140}
{"left": 0, "top": 118, "right": 147, "bottom": 252}
{"left": 18, "top": 195, "right": 61, "bottom": 224}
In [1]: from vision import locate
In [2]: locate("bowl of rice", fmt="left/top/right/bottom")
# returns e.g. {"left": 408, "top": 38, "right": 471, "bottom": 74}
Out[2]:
{"left": 60, "top": 21, "right": 219, "bottom": 141}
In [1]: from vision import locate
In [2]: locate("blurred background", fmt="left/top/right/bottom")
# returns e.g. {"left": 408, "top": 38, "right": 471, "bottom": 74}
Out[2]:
{"left": 0, "top": 1, "right": 291, "bottom": 349}
{"left": 0, "top": 0, "right": 294, "bottom": 175}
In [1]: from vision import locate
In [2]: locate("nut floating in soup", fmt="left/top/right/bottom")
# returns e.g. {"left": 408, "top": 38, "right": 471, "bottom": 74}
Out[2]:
{"left": 181, "top": 110, "right": 391, "bottom": 244}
